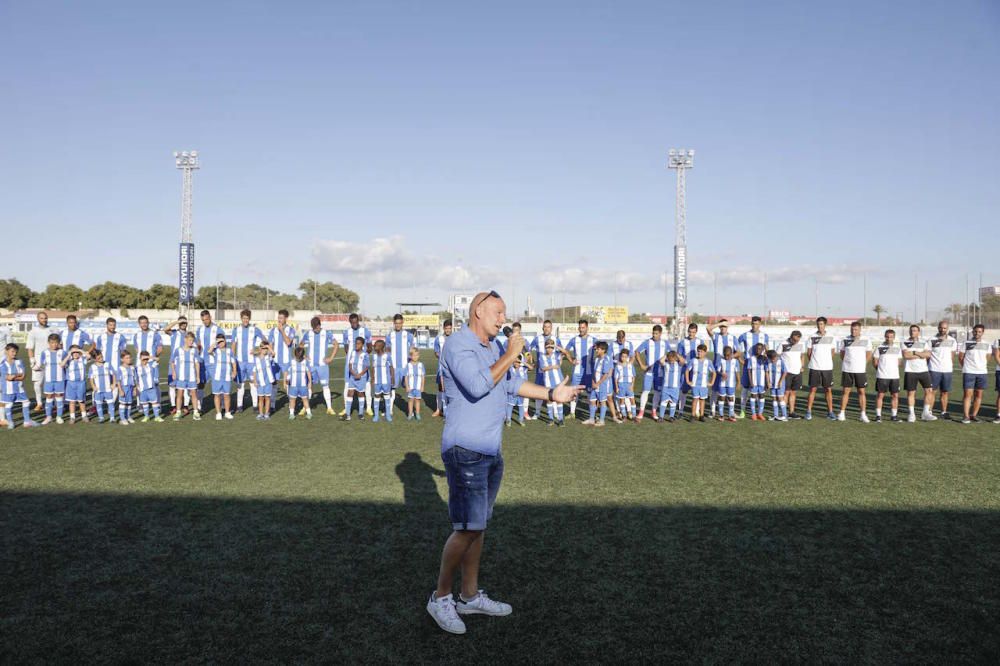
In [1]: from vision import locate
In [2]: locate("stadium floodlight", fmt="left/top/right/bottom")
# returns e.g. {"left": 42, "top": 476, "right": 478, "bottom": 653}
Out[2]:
{"left": 667, "top": 147, "right": 695, "bottom": 336}
{"left": 175, "top": 150, "right": 200, "bottom": 312}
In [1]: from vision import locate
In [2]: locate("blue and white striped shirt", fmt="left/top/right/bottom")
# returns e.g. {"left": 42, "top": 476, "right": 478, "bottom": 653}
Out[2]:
{"left": 747, "top": 356, "right": 769, "bottom": 388}
{"left": 169, "top": 329, "right": 189, "bottom": 359}
{"left": 136, "top": 364, "right": 157, "bottom": 392}
{"left": 687, "top": 359, "right": 713, "bottom": 388}
{"left": 211, "top": 348, "right": 235, "bottom": 381}
{"left": 767, "top": 359, "right": 787, "bottom": 388}
{"left": 66, "top": 356, "right": 88, "bottom": 382}
{"left": 40, "top": 349, "right": 66, "bottom": 382}
{"left": 268, "top": 325, "right": 297, "bottom": 365}
{"left": 591, "top": 355, "right": 613, "bottom": 390}
{"left": 738, "top": 331, "right": 771, "bottom": 358}
{"left": 233, "top": 325, "right": 264, "bottom": 363}
{"left": 287, "top": 360, "right": 311, "bottom": 388}
{"left": 116, "top": 365, "right": 136, "bottom": 390}
{"left": 342, "top": 325, "right": 371, "bottom": 354}
{"left": 371, "top": 353, "right": 393, "bottom": 386}
{"left": 301, "top": 329, "right": 336, "bottom": 366}
{"left": 714, "top": 358, "right": 739, "bottom": 388}
{"left": 196, "top": 324, "right": 224, "bottom": 361}
{"left": 95, "top": 332, "right": 128, "bottom": 369}
{"left": 405, "top": 361, "right": 426, "bottom": 391}
{"left": 132, "top": 330, "right": 163, "bottom": 358}
{"left": 173, "top": 349, "right": 199, "bottom": 383}
{"left": 538, "top": 353, "right": 564, "bottom": 388}
{"left": 385, "top": 330, "right": 414, "bottom": 370}
{"left": 2, "top": 360, "right": 26, "bottom": 394}
{"left": 564, "top": 335, "right": 595, "bottom": 375}
{"left": 89, "top": 363, "right": 113, "bottom": 393}
{"left": 349, "top": 351, "right": 369, "bottom": 379}
{"left": 636, "top": 338, "right": 670, "bottom": 376}
{"left": 712, "top": 333, "right": 738, "bottom": 358}
{"left": 677, "top": 337, "right": 706, "bottom": 363}
{"left": 662, "top": 361, "right": 683, "bottom": 390}
{"left": 252, "top": 355, "right": 275, "bottom": 385}
{"left": 614, "top": 363, "right": 635, "bottom": 393}
{"left": 61, "top": 328, "right": 91, "bottom": 351}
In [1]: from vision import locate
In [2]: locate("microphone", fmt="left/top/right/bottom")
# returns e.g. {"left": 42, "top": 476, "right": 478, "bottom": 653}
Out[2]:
{"left": 502, "top": 326, "right": 513, "bottom": 337}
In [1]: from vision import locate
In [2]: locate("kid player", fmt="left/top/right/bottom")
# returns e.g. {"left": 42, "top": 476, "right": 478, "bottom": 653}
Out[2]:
{"left": 538, "top": 338, "right": 566, "bottom": 426}
{"left": 765, "top": 350, "right": 788, "bottom": 421}
{"left": 172, "top": 332, "right": 202, "bottom": 421}
{"left": 1, "top": 343, "right": 38, "bottom": 429}
{"left": 39, "top": 333, "right": 67, "bottom": 425}
{"left": 404, "top": 347, "right": 425, "bottom": 421}
{"left": 505, "top": 355, "right": 530, "bottom": 427}
{"left": 585, "top": 341, "right": 616, "bottom": 426}
{"left": 677, "top": 323, "right": 707, "bottom": 415}
{"left": 707, "top": 320, "right": 738, "bottom": 416}
{"left": 251, "top": 342, "right": 276, "bottom": 420}
{"left": 88, "top": 350, "right": 117, "bottom": 423}
{"left": 62, "top": 345, "right": 89, "bottom": 423}
{"left": 163, "top": 316, "right": 191, "bottom": 412}
{"left": 343, "top": 337, "right": 369, "bottom": 421}
{"left": 370, "top": 340, "right": 395, "bottom": 423}
{"left": 746, "top": 343, "right": 769, "bottom": 421}
{"left": 658, "top": 351, "right": 684, "bottom": 422}
{"left": 737, "top": 317, "right": 770, "bottom": 418}
{"left": 432, "top": 319, "right": 452, "bottom": 417}
{"left": 341, "top": 313, "right": 372, "bottom": 416}
{"left": 873, "top": 329, "right": 902, "bottom": 422}
{"left": 527, "top": 320, "right": 564, "bottom": 419}
{"left": 301, "top": 317, "right": 339, "bottom": 415}
{"left": 116, "top": 351, "right": 137, "bottom": 425}
{"left": 285, "top": 347, "right": 313, "bottom": 420}
{"left": 210, "top": 334, "right": 238, "bottom": 420}
{"left": 686, "top": 344, "right": 716, "bottom": 422}
{"left": 614, "top": 349, "right": 637, "bottom": 421}
{"left": 136, "top": 351, "right": 164, "bottom": 422}
{"left": 714, "top": 346, "right": 739, "bottom": 422}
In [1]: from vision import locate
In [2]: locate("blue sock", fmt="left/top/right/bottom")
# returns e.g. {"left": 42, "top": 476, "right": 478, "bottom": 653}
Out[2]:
{"left": 142, "top": 404, "right": 150, "bottom": 418}
{"left": 600, "top": 404, "right": 607, "bottom": 421}
{"left": 119, "top": 406, "right": 127, "bottom": 421}
{"left": 153, "top": 404, "right": 161, "bottom": 417}
{"left": 506, "top": 403, "right": 514, "bottom": 421}
{"left": 21, "top": 403, "right": 31, "bottom": 422}
{"left": 45, "top": 399, "right": 53, "bottom": 418}
{"left": 758, "top": 399, "right": 766, "bottom": 415}
{"left": 729, "top": 400, "right": 735, "bottom": 417}
{"left": 669, "top": 402, "right": 676, "bottom": 418}
{"left": 95, "top": 401, "right": 104, "bottom": 419}
{"left": 749, "top": 398, "right": 756, "bottom": 415}
{"left": 658, "top": 401, "right": 666, "bottom": 419}
{"left": 519, "top": 404, "right": 525, "bottom": 421}
{"left": 548, "top": 405, "right": 555, "bottom": 421}
{"left": 5, "top": 406, "right": 13, "bottom": 423}
{"left": 773, "top": 401, "right": 779, "bottom": 418}
{"left": 56, "top": 398, "right": 64, "bottom": 418}
{"left": 589, "top": 403, "right": 597, "bottom": 420}
{"left": 781, "top": 403, "right": 788, "bottom": 418}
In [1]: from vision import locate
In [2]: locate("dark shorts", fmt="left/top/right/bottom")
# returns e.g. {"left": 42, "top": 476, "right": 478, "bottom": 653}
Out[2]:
{"left": 996, "top": 371, "right": 1000, "bottom": 393}
{"left": 443, "top": 446, "right": 504, "bottom": 531}
{"left": 963, "top": 373, "right": 987, "bottom": 391}
{"left": 929, "top": 371, "right": 953, "bottom": 392}
{"left": 876, "top": 378, "right": 900, "bottom": 394}
{"left": 903, "top": 371, "right": 931, "bottom": 392}
{"left": 785, "top": 373, "right": 802, "bottom": 391}
{"left": 841, "top": 372, "right": 867, "bottom": 389}
{"left": 808, "top": 369, "right": 833, "bottom": 389}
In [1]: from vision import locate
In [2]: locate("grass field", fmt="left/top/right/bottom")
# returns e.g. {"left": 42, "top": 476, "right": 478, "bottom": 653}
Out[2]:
{"left": 2, "top": 349, "right": 999, "bottom": 662}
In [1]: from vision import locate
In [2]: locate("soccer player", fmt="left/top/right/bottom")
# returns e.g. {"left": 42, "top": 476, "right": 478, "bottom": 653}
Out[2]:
{"left": 432, "top": 319, "right": 453, "bottom": 418}
{"left": 162, "top": 316, "right": 191, "bottom": 411}
{"left": 838, "top": 321, "right": 872, "bottom": 423}
{"left": 563, "top": 319, "right": 596, "bottom": 422}
{"left": 746, "top": 343, "right": 769, "bottom": 421}
{"left": 341, "top": 313, "right": 372, "bottom": 416}
{"left": 527, "top": 319, "right": 565, "bottom": 418}
{"left": 88, "top": 350, "right": 117, "bottom": 423}
{"left": 132, "top": 316, "right": 163, "bottom": 364}
{"left": 928, "top": 320, "right": 958, "bottom": 419}
{"left": 95, "top": 317, "right": 128, "bottom": 374}
{"left": 658, "top": 351, "right": 684, "bottom": 422}
{"left": 610, "top": 330, "right": 633, "bottom": 364}
{"left": 765, "top": 350, "right": 788, "bottom": 421}
{"left": 779, "top": 331, "right": 806, "bottom": 418}
{"left": 2, "top": 343, "right": 38, "bottom": 429}
{"left": 385, "top": 314, "right": 415, "bottom": 416}
{"left": 505, "top": 355, "right": 530, "bottom": 426}
{"left": 62, "top": 345, "right": 89, "bottom": 423}
{"left": 686, "top": 344, "right": 715, "bottom": 422}
{"left": 708, "top": 320, "right": 738, "bottom": 416}
{"left": 993, "top": 337, "right": 1000, "bottom": 425}
{"left": 210, "top": 334, "right": 237, "bottom": 420}
{"left": 171, "top": 332, "right": 201, "bottom": 421}
{"left": 232, "top": 310, "right": 264, "bottom": 414}
{"left": 805, "top": 317, "right": 839, "bottom": 421}
{"left": 196, "top": 310, "right": 224, "bottom": 404}
{"left": 343, "top": 336, "right": 369, "bottom": 421}
{"left": 60, "top": 314, "right": 93, "bottom": 354}
{"left": 585, "top": 341, "right": 614, "bottom": 426}
{"left": 405, "top": 347, "right": 426, "bottom": 421}
{"left": 251, "top": 342, "right": 275, "bottom": 420}
{"left": 116, "top": 351, "right": 137, "bottom": 425}
{"left": 286, "top": 347, "right": 313, "bottom": 420}
{"left": 538, "top": 338, "right": 565, "bottom": 426}
{"left": 901, "top": 324, "right": 936, "bottom": 422}
{"left": 635, "top": 325, "right": 670, "bottom": 421}
{"left": 136, "top": 351, "right": 164, "bottom": 422}
{"left": 737, "top": 316, "right": 770, "bottom": 418}
{"left": 873, "top": 329, "right": 902, "bottom": 422}
{"left": 370, "top": 339, "right": 395, "bottom": 423}
{"left": 26, "top": 311, "right": 52, "bottom": 414}
{"left": 614, "top": 349, "right": 637, "bottom": 421}
{"left": 268, "top": 309, "right": 297, "bottom": 405}
{"left": 677, "top": 323, "right": 707, "bottom": 415}
{"left": 959, "top": 323, "right": 989, "bottom": 424}
{"left": 714, "top": 345, "right": 739, "bottom": 422}
{"left": 300, "top": 316, "right": 339, "bottom": 414}
{"left": 39, "top": 333, "right": 67, "bottom": 425}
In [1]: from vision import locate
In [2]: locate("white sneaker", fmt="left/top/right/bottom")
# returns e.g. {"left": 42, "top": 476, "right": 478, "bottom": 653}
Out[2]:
{"left": 225, "top": 412, "right": 234, "bottom": 420}
{"left": 215, "top": 413, "right": 223, "bottom": 421}
{"left": 426, "top": 593, "right": 466, "bottom": 634}
{"left": 456, "top": 590, "right": 513, "bottom": 617}
{"left": 859, "top": 413, "right": 870, "bottom": 423}
{"left": 581, "top": 419, "right": 595, "bottom": 425}
{"left": 921, "top": 412, "right": 938, "bottom": 421}
{"left": 907, "top": 413, "right": 916, "bottom": 423}
{"left": 837, "top": 412, "right": 846, "bottom": 421}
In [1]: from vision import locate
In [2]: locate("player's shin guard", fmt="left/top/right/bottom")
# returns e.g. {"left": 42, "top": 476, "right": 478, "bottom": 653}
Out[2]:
{"left": 322, "top": 386, "right": 332, "bottom": 410}
{"left": 740, "top": 388, "right": 748, "bottom": 414}
{"left": 94, "top": 400, "right": 104, "bottom": 420}
{"left": 364, "top": 384, "right": 372, "bottom": 411}
{"left": 389, "top": 390, "right": 396, "bottom": 413}
{"left": 249, "top": 384, "right": 258, "bottom": 410}
{"left": 119, "top": 405, "right": 127, "bottom": 421}
{"left": 781, "top": 402, "right": 788, "bottom": 418}
{"left": 773, "top": 400, "right": 779, "bottom": 418}
{"left": 711, "top": 392, "right": 718, "bottom": 415}
{"left": 142, "top": 404, "right": 150, "bottom": 418}
{"left": 728, "top": 396, "right": 736, "bottom": 417}
{"left": 5, "top": 406, "right": 13, "bottom": 423}
{"left": 588, "top": 402, "right": 597, "bottom": 421}
{"left": 236, "top": 385, "right": 245, "bottom": 410}
{"left": 599, "top": 403, "right": 607, "bottom": 422}
{"left": 372, "top": 397, "right": 381, "bottom": 420}
{"left": 45, "top": 399, "right": 53, "bottom": 419}
{"left": 56, "top": 397, "right": 64, "bottom": 418}
{"left": 357, "top": 397, "right": 365, "bottom": 415}
{"left": 748, "top": 397, "right": 756, "bottom": 416}
{"left": 639, "top": 391, "right": 650, "bottom": 417}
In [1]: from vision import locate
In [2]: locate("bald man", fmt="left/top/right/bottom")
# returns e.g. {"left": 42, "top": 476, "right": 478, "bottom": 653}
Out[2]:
{"left": 427, "top": 290, "right": 582, "bottom": 635}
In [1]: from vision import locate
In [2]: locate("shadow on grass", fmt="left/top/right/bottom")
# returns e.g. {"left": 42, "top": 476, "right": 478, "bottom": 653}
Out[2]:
{"left": 2, "top": 455, "right": 998, "bottom": 662}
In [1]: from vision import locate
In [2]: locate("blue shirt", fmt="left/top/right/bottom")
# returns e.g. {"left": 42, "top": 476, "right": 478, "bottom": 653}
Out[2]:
{"left": 61, "top": 328, "right": 92, "bottom": 351}
{"left": 441, "top": 325, "right": 526, "bottom": 456}
{"left": 385, "top": 329, "right": 415, "bottom": 370}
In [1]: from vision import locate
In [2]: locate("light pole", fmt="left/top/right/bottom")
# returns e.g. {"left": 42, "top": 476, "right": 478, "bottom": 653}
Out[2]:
{"left": 174, "top": 150, "right": 199, "bottom": 314}
{"left": 667, "top": 148, "right": 694, "bottom": 336}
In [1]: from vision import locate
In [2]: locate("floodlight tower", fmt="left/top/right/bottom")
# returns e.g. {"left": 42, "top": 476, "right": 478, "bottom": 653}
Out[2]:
{"left": 174, "top": 150, "right": 199, "bottom": 313}
{"left": 668, "top": 148, "right": 694, "bottom": 336}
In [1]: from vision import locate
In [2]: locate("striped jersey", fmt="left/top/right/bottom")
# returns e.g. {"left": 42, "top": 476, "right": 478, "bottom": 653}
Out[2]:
{"left": 348, "top": 351, "right": 369, "bottom": 379}
{"left": 39, "top": 349, "right": 67, "bottom": 382}
{"left": 301, "top": 329, "right": 336, "bottom": 366}
{"left": 116, "top": 365, "right": 137, "bottom": 389}
{"left": 268, "top": 325, "right": 297, "bottom": 365}
{"left": 712, "top": 333, "right": 738, "bottom": 358}
{"left": 614, "top": 363, "right": 636, "bottom": 393}
{"left": 252, "top": 355, "right": 275, "bottom": 385}
{"left": 385, "top": 329, "right": 415, "bottom": 370}
{"left": 591, "top": 355, "right": 613, "bottom": 390}
{"left": 136, "top": 363, "right": 158, "bottom": 392}
{"left": 746, "top": 356, "right": 769, "bottom": 388}
{"left": 66, "top": 356, "right": 88, "bottom": 382}
{"left": 287, "top": 360, "right": 311, "bottom": 388}
{"left": 529, "top": 334, "right": 562, "bottom": 361}
{"left": 714, "top": 357, "right": 739, "bottom": 388}
{"left": 738, "top": 331, "right": 770, "bottom": 358}
{"left": 1, "top": 359, "right": 26, "bottom": 394}
{"left": 233, "top": 325, "right": 264, "bottom": 363}
{"left": 766, "top": 359, "right": 787, "bottom": 387}
{"left": 371, "top": 353, "right": 393, "bottom": 386}
{"left": 173, "top": 349, "right": 199, "bottom": 383}
{"left": 132, "top": 330, "right": 163, "bottom": 358}
{"left": 95, "top": 332, "right": 128, "bottom": 368}
{"left": 405, "top": 361, "right": 426, "bottom": 391}
{"left": 636, "top": 338, "right": 670, "bottom": 375}
{"left": 88, "top": 363, "right": 114, "bottom": 393}
{"left": 169, "top": 329, "right": 189, "bottom": 359}
{"left": 662, "top": 361, "right": 684, "bottom": 389}
{"left": 687, "top": 358, "right": 713, "bottom": 388}
{"left": 61, "top": 328, "right": 91, "bottom": 350}
{"left": 211, "top": 348, "right": 235, "bottom": 381}
{"left": 342, "top": 325, "right": 371, "bottom": 353}
{"left": 564, "top": 335, "right": 595, "bottom": 373}
{"left": 537, "top": 353, "right": 564, "bottom": 388}
{"left": 434, "top": 334, "right": 449, "bottom": 358}
{"left": 677, "top": 336, "right": 706, "bottom": 362}
{"left": 610, "top": 340, "right": 634, "bottom": 364}
{"left": 196, "top": 324, "right": 224, "bottom": 361}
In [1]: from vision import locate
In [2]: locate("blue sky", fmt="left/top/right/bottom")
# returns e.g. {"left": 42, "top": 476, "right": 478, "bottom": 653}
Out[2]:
{"left": 3, "top": 1, "right": 999, "bottom": 317}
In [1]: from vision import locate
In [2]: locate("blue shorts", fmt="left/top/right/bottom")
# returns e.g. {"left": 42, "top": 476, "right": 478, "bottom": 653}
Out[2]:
{"left": 660, "top": 387, "right": 680, "bottom": 404}
{"left": 212, "top": 380, "right": 231, "bottom": 395}
{"left": 119, "top": 386, "right": 135, "bottom": 403}
{"left": 373, "top": 382, "right": 390, "bottom": 395}
{"left": 616, "top": 388, "right": 635, "bottom": 399}
{"left": 347, "top": 377, "right": 367, "bottom": 392}
{"left": 963, "top": 373, "right": 987, "bottom": 390}
{"left": 256, "top": 383, "right": 272, "bottom": 397}
{"left": 167, "top": 372, "right": 175, "bottom": 387}
{"left": 642, "top": 372, "right": 662, "bottom": 392}
{"left": 443, "top": 446, "right": 504, "bottom": 531}
{"left": 392, "top": 370, "right": 405, "bottom": 388}
{"left": 749, "top": 385, "right": 766, "bottom": 396}
{"left": 681, "top": 379, "right": 691, "bottom": 393}
{"left": 407, "top": 389, "right": 422, "bottom": 399}
{"left": 288, "top": 386, "right": 309, "bottom": 398}
{"left": 43, "top": 381, "right": 65, "bottom": 395}
{"left": 94, "top": 390, "right": 115, "bottom": 403}
{"left": 690, "top": 386, "right": 709, "bottom": 399}
{"left": 589, "top": 386, "right": 611, "bottom": 402}
{"left": 139, "top": 388, "right": 159, "bottom": 404}
{"left": 198, "top": 363, "right": 209, "bottom": 385}
{"left": 273, "top": 361, "right": 290, "bottom": 379}
{"left": 66, "top": 381, "right": 86, "bottom": 402}
{"left": 237, "top": 361, "right": 255, "bottom": 383}
{"left": 175, "top": 380, "right": 197, "bottom": 390}
{"left": 716, "top": 385, "right": 735, "bottom": 397}
{"left": 929, "top": 371, "right": 953, "bottom": 392}
{"left": 311, "top": 365, "right": 330, "bottom": 387}
{"left": 1, "top": 390, "right": 29, "bottom": 404}
{"left": 771, "top": 387, "right": 786, "bottom": 397}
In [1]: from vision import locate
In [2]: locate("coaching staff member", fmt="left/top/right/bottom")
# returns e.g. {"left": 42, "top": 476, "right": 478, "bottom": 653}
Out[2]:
{"left": 426, "top": 290, "right": 581, "bottom": 635}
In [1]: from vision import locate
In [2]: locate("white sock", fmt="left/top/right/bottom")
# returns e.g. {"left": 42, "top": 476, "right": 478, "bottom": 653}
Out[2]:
{"left": 522, "top": 397, "right": 530, "bottom": 417}
{"left": 358, "top": 397, "right": 366, "bottom": 414}
{"left": 569, "top": 400, "right": 577, "bottom": 417}
{"left": 909, "top": 406, "right": 915, "bottom": 417}
{"left": 390, "top": 390, "right": 396, "bottom": 412}
{"left": 250, "top": 384, "right": 258, "bottom": 408}
{"left": 740, "top": 389, "right": 748, "bottom": 413}
{"left": 710, "top": 392, "right": 718, "bottom": 415}
{"left": 183, "top": 391, "right": 190, "bottom": 407}
{"left": 364, "top": 383, "right": 372, "bottom": 409}
{"left": 169, "top": 389, "right": 176, "bottom": 407}
{"left": 322, "top": 386, "right": 332, "bottom": 409}
{"left": 639, "top": 391, "right": 650, "bottom": 417}
{"left": 237, "top": 385, "right": 245, "bottom": 409}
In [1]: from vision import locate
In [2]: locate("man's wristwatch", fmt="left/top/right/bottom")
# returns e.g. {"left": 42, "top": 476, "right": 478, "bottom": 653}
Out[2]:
{"left": 547, "top": 388, "right": 554, "bottom": 402}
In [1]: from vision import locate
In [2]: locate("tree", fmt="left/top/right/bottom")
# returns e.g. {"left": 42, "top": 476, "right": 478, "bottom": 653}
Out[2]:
{"left": 872, "top": 304, "right": 886, "bottom": 326}
{"left": 297, "top": 280, "right": 359, "bottom": 313}
{"left": 85, "top": 282, "right": 143, "bottom": 310}
{"left": 945, "top": 303, "right": 964, "bottom": 323}
{"left": 0, "top": 278, "right": 35, "bottom": 309}
{"left": 140, "top": 284, "right": 180, "bottom": 309}
{"left": 31, "top": 283, "right": 85, "bottom": 311}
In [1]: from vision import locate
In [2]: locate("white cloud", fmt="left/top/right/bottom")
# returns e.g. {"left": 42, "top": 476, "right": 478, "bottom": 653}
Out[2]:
{"left": 661, "top": 264, "right": 880, "bottom": 287}
{"left": 538, "top": 267, "right": 650, "bottom": 294}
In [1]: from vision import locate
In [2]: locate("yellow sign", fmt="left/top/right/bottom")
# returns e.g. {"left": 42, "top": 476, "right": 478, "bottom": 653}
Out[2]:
{"left": 400, "top": 314, "right": 440, "bottom": 328}
{"left": 579, "top": 305, "right": 628, "bottom": 325}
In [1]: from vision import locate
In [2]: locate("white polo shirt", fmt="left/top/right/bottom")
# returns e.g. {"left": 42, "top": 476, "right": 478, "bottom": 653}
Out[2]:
{"left": 840, "top": 335, "right": 871, "bottom": 374}
{"left": 807, "top": 332, "right": 838, "bottom": 372}
{"left": 928, "top": 335, "right": 957, "bottom": 373}
{"left": 901, "top": 337, "right": 929, "bottom": 374}
{"left": 874, "top": 341, "right": 902, "bottom": 380}
{"left": 961, "top": 340, "right": 990, "bottom": 375}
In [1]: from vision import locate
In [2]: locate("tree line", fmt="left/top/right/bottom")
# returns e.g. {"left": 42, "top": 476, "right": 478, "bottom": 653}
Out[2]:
{"left": 0, "top": 279, "right": 360, "bottom": 314}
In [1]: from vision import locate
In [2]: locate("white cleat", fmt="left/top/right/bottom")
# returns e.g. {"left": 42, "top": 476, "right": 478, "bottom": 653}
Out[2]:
{"left": 907, "top": 413, "right": 917, "bottom": 423}
{"left": 216, "top": 413, "right": 223, "bottom": 421}
{"left": 427, "top": 593, "right": 466, "bottom": 634}
{"left": 859, "top": 413, "right": 870, "bottom": 423}
{"left": 837, "top": 412, "right": 846, "bottom": 422}
{"left": 225, "top": 412, "right": 234, "bottom": 420}
{"left": 455, "top": 590, "right": 513, "bottom": 617}
{"left": 921, "top": 412, "right": 938, "bottom": 422}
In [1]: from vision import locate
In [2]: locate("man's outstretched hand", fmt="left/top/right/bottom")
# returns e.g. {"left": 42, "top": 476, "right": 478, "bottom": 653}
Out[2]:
{"left": 551, "top": 376, "right": 585, "bottom": 403}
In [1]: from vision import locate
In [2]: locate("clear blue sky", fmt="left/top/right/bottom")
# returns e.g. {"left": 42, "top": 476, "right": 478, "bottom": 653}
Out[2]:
{"left": 3, "top": 0, "right": 999, "bottom": 318}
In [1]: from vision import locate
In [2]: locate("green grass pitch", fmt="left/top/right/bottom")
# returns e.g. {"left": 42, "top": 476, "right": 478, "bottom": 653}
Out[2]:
{"left": 2, "top": 349, "right": 999, "bottom": 662}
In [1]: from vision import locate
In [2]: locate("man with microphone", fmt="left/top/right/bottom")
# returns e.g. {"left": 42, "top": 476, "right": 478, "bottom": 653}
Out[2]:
{"left": 426, "top": 290, "right": 582, "bottom": 635}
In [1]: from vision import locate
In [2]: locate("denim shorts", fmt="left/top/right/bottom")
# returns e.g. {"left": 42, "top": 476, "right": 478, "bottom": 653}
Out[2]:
{"left": 929, "top": 371, "right": 952, "bottom": 392}
{"left": 442, "top": 446, "right": 504, "bottom": 531}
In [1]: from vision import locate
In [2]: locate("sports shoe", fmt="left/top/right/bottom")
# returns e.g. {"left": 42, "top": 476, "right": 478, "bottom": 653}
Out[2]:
{"left": 154, "top": 416, "right": 165, "bottom": 423}
{"left": 23, "top": 420, "right": 39, "bottom": 428}
{"left": 777, "top": 415, "right": 788, "bottom": 422}
{"left": 738, "top": 410, "right": 746, "bottom": 419}
{"left": 216, "top": 413, "right": 223, "bottom": 421}
{"left": 890, "top": 415, "right": 901, "bottom": 422}
{"left": 971, "top": 416, "right": 980, "bottom": 423}
{"left": 289, "top": 413, "right": 296, "bottom": 420}
{"left": 306, "top": 411, "right": 313, "bottom": 420}
{"left": 804, "top": 412, "right": 812, "bottom": 421}
{"left": 993, "top": 416, "right": 1000, "bottom": 424}
{"left": 327, "top": 408, "right": 335, "bottom": 416}
{"left": 837, "top": 412, "right": 846, "bottom": 422}
{"left": 225, "top": 412, "right": 234, "bottom": 420}
{"left": 427, "top": 593, "right": 466, "bottom": 635}
{"left": 366, "top": 407, "right": 374, "bottom": 416}
{"left": 859, "top": 413, "right": 870, "bottom": 423}
{"left": 941, "top": 412, "right": 952, "bottom": 420}
{"left": 119, "top": 420, "right": 128, "bottom": 426}
{"left": 56, "top": 417, "right": 64, "bottom": 425}
{"left": 41, "top": 416, "right": 53, "bottom": 425}
{"left": 921, "top": 412, "right": 938, "bottom": 422}
{"left": 192, "top": 412, "right": 201, "bottom": 421}
{"left": 907, "top": 413, "right": 916, "bottom": 423}
{"left": 962, "top": 417, "right": 972, "bottom": 424}
{"left": 455, "top": 590, "right": 512, "bottom": 617}
{"left": 415, "top": 414, "right": 421, "bottom": 421}
{"left": 581, "top": 418, "right": 595, "bottom": 425}
{"left": 173, "top": 414, "right": 181, "bottom": 421}
{"left": 338, "top": 408, "right": 346, "bottom": 416}
{"left": 595, "top": 420, "right": 605, "bottom": 427}
{"left": 874, "top": 415, "right": 882, "bottom": 423}
{"left": 141, "top": 416, "right": 150, "bottom": 423}
{"left": 827, "top": 412, "right": 837, "bottom": 420}
{"left": 256, "top": 414, "right": 264, "bottom": 421}
{"left": 5, "top": 421, "right": 13, "bottom": 430}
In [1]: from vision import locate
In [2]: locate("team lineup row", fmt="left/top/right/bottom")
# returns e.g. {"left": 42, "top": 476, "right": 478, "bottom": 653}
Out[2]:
{"left": 4, "top": 310, "right": 1000, "bottom": 429}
